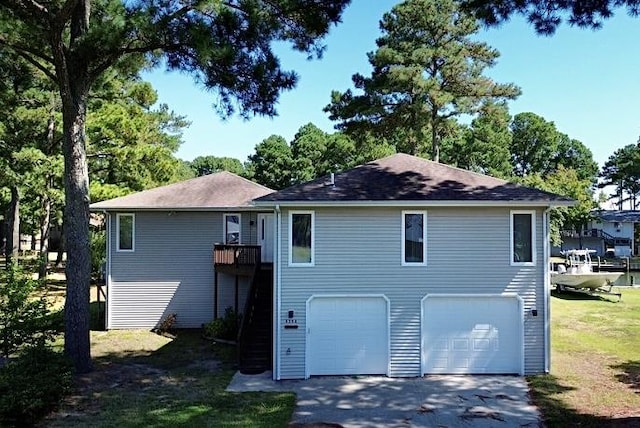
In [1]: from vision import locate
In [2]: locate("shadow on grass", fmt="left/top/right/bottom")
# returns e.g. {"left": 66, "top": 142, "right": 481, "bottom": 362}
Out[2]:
{"left": 48, "top": 330, "right": 295, "bottom": 428}
{"left": 95, "top": 329, "right": 236, "bottom": 370}
{"left": 611, "top": 360, "right": 640, "bottom": 393}
{"left": 551, "top": 289, "right": 619, "bottom": 302}
{"left": 529, "top": 374, "right": 640, "bottom": 427}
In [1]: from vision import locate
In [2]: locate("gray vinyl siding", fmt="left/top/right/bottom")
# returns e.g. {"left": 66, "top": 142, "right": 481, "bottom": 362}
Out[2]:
{"left": 278, "top": 206, "right": 545, "bottom": 379}
{"left": 108, "top": 210, "right": 263, "bottom": 329}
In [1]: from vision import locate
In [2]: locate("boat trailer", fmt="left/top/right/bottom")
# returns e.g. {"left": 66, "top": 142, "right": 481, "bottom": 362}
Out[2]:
{"left": 555, "top": 282, "right": 622, "bottom": 302}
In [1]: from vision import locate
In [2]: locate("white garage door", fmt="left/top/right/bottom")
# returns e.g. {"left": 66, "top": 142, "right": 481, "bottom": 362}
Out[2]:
{"left": 307, "top": 296, "right": 389, "bottom": 376}
{"left": 422, "top": 295, "right": 522, "bottom": 374}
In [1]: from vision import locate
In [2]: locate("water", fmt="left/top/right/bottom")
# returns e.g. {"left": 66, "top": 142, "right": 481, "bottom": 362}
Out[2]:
{"left": 614, "top": 272, "right": 638, "bottom": 286}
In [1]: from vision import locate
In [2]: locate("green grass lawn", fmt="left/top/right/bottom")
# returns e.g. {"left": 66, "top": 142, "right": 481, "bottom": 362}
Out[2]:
{"left": 0, "top": 260, "right": 292, "bottom": 427}
{"left": 44, "top": 331, "right": 295, "bottom": 427}
{"left": 528, "top": 287, "right": 640, "bottom": 427}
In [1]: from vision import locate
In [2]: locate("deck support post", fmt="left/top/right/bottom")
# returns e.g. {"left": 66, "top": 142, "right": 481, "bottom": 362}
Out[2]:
{"left": 235, "top": 275, "right": 239, "bottom": 326}
{"left": 214, "top": 270, "right": 218, "bottom": 319}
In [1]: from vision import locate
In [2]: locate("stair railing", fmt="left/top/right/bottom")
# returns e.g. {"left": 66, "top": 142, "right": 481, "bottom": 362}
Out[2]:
{"left": 237, "top": 248, "right": 262, "bottom": 366}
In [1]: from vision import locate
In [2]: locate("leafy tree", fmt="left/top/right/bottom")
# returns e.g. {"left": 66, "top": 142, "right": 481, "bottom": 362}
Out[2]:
{"left": 12, "top": 147, "right": 64, "bottom": 275}
{"left": 510, "top": 112, "right": 599, "bottom": 182}
{"left": 290, "top": 123, "right": 357, "bottom": 183}
{"left": 246, "top": 135, "right": 294, "bottom": 190}
{"left": 510, "top": 112, "right": 558, "bottom": 177}
{"left": 600, "top": 143, "right": 640, "bottom": 210}
{"left": 0, "top": 0, "right": 350, "bottom": 372}
{"left": 461, "top": 0, "right": 639, "bottom": 35}
{"left": 552, "top": 134, "right": 598, "bottom": 183}
{"left": 245, "top": 124, "right": 359, "bottom": 189}
{"left": 0, "top": 263, "right": 57, "bottom": 358}
{"left": 518, "top": 167, "right": 596, "bottom": 245}
{"left": 189, "top": 156, "right": 245, "bottom": 177}
{"left": 443, "top": 102, "right": 512, "bottom": 178}
{"left": 325, "top": 0, "right": 520, "bottom": 162}
{"left": 0, "top": 53, "right": 63, "bottom": 269}
{"left": 87, "top": 78, "right": 193, "bottom": 200}
{"left": 290, "top": 123, "right": 330, "bottom": 183}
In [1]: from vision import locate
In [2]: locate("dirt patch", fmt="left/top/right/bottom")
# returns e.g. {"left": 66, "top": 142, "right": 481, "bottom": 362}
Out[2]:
{"left": 48, "top": 353, "right": 224, "bottom": 424}
{"left": 552, "top": 351, "right": 640, "bottom": 419}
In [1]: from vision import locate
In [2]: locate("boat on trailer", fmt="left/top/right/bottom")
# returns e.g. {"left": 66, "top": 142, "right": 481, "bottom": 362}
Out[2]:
{"left": 551, "top": 249, "right": 623, "bottom": 293}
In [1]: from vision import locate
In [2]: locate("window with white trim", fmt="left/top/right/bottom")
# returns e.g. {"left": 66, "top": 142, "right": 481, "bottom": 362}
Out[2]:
{"left": 289, "top": 211, "right": 314, "bottom": 266}
{"left": 511, "top": 210, "right": 535, "bottom": 265}
{"left": 224, "top": 213, "right": 241, "bottom": 244}
{"left": 402, "top": 210, "right": 427, "bottom": 266}
{"left": 116, "top": 213, "right": 135, "bottom": 252}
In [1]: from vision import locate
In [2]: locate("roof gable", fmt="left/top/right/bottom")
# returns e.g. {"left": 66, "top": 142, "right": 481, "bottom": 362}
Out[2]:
{"left": 255, "top": 153, "right": 571, "bottom": 205}
{"left": 91, "top": 171, "right": 274, "bottom": 210}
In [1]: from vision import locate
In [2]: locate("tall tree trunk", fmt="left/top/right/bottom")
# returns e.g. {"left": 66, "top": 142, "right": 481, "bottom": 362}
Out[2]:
{"left": 431, "top": 117, "right": 440, "bottom": 163}
{"left": 618, "top": 182, "right": 623, "bottom": 211}
{"left": 60, "top": 90, "right": 92, "bottom": 373}
{"left": 51, "top": 0, "right": 93, "bottom": 373}
{"left": 38, "top": 197, "right": 52, "bottom": 279}
{"left": 39, "top": 108, "right": 56, "bottom": 280}
{"left": 55, "top": 224, "right": 65, "bottom": 267}
{"left": 6, "top": 186, "right": 20, "bottom": 264}
{"left": 61, "top": 97, "right": 92, "bottom": 373}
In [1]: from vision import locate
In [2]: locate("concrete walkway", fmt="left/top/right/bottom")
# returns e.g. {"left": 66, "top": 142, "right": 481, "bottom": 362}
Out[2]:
{"left": 227, "top": 371, "right": 542, "bottom": 427}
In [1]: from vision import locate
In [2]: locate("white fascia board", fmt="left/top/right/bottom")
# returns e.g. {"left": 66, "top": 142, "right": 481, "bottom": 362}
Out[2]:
{"left": 253, "top": 200, "right": 573, "bottom": 208}
{"left": 89, "top": 206, "right": 268, "bottom": 212}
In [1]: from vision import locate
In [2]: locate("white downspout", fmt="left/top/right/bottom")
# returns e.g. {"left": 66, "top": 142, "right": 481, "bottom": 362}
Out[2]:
{"left": 543, "top": 207, "right": 551, "bottom": 373}
{"left": 274, "top": 204, "right": 282, "bottom": 380}
{"left": 105, "top": 211, "right": 112, "bottom": 330}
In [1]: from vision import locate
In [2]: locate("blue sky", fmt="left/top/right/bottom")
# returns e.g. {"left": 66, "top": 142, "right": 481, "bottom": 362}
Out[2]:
{"left": 142, "top": 1, "right": 640, "bottom": 169}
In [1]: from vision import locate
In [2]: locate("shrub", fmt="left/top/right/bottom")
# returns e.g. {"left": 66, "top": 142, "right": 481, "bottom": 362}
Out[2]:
{"left": 0, "top": 263, "right": 56, "bottom": 358}
{"left": 154, "top": 313, "right": 177, "bottom": 335}
{"left": 204, "top": 307, "right": 241, "bottom": 341}
{"left": 0, "top": 346, "right": 72, "bottom": 426}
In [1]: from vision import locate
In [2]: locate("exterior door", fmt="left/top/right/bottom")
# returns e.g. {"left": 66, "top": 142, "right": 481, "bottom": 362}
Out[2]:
{"left": 258, "top": 213, "right": 274, "bottom": 263}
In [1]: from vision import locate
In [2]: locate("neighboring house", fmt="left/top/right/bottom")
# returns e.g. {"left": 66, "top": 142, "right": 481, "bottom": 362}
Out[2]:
{"left": 590, "top": 210, "right": 639, "bottom": 257}
{"left": 90, "top": 172, "right": 275, "bottom": 330}
{"left": 93, "top": 154, "right": 572, "bottom": 379}
{"left": 556, "top": 210, "right": 640, "bottom": 257}
{"left": 254, "top": 153, "right": 571, "bottom": 379}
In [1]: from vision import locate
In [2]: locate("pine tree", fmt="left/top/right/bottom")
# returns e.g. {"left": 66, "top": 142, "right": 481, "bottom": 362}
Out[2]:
{"left": 325, "top": 0, "right": 520, "bottom": 162}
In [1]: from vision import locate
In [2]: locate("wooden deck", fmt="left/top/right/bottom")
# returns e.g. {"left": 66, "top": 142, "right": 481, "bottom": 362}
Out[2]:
{"left": 213, "top": 244, "right": 262, "bottom": 320}
{"left": 213, "top": 244, "right": 261, "bottom": 275}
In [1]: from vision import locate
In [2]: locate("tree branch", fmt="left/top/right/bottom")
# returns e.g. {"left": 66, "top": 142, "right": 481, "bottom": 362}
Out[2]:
{"left": 5, "top": 48, "right": 57, "bottom": 81}
{"left": 18, "top": 52, "right": 58, "bottom": 82}
{"left": 0, "top": 35, "right": 55, "bottom": 64}
{"left": 2, "top": 0, "right": 49, "bottom": 19}
{"left": 55, "top": 0, "right": 80, "bottom": 25}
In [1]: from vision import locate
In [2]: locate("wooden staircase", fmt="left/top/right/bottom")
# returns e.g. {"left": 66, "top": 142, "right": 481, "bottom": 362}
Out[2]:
{"left": 237, "top": 267, "right": 273, "bottom": 374}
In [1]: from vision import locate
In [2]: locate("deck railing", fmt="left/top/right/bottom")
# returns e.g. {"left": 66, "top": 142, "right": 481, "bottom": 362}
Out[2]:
{"left": 213, "top": 244, "right": 261, "bottom": 268}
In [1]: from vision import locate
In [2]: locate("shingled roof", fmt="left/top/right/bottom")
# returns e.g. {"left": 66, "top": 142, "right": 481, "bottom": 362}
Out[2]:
{"left": 596, "top": 210, "right": 640, "bottom": 223}
{"left": 255, "top": 153, "right": 572, "bottom": 205}
{"left": 91, "top": 171, "right": 274, "bottom": 210}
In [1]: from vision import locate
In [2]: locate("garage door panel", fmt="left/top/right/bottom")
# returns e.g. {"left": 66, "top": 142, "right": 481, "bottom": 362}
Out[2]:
{"left": 308, "top": 296, "right": 388, "bottom": 376}
{"left": 423, "top": 296, "right": 521, "bottom": 374}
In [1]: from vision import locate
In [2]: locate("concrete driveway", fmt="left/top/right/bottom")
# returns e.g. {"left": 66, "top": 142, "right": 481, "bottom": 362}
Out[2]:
{"left": 227, "top": 372, "right": 542, "bottom": 427}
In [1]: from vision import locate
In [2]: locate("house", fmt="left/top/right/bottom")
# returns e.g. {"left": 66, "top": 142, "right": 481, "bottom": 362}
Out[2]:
{"left": 92, "top": 154, "right": 572, "bottom": 379}
{"left": 255, "top": 154, "right": 571, "bottom": 379}
{"left": 588, "top": 210, "right": 639, "bottom": 256}
{"left": 90, "top": 171, "right": 275, "bottom": 330}
{"left": 556, "top": 210, "right": 640, "bottom": 257}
